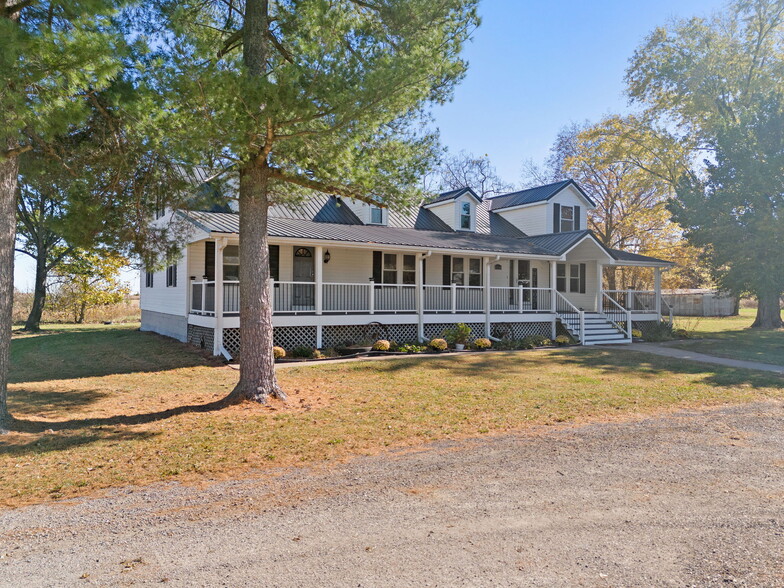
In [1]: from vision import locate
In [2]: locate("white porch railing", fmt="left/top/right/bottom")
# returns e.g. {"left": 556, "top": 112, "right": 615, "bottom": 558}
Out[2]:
{"left": 192, "top": 280, "right": 562, "bottom": 317}
{"left": 601, "top": 292, "right": 632, "bottom": 338}
{"left": 604, "top": 290, "right": 657, "bottom": 312}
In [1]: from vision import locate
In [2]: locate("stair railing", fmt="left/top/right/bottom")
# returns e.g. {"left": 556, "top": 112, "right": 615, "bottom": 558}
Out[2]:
{"left": 661, "top": 296, "right": 674, "bottom": 326}
{"left": 554, "top": 291, "right": 583, "bottom": 343}
{"left": 601, "top": 292, "right": 632, "bottom": 339}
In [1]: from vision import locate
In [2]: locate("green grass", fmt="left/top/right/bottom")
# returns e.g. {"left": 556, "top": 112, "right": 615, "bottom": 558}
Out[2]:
{"left": 670, "top": 308, "right": 784, "bottom": 367}
{"left": 2, "top": 323, "right": 783, "bottom": 508}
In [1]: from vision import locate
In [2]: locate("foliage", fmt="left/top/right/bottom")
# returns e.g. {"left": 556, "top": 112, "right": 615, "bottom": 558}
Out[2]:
{"left": 372, "top": 340, "right": 391, "bottom": 352}
{"left": 631, "top": 329, "right": 643, "bottom": 339}
{"left": 554, "top": 335, "right": 571, "bottom": 346}
{"left": 443, "top": 323, "right": 472, "bottom": 345}
{"left": 429, "top": 338, "right": 448, "bottom": 352}
{"left": 291, "top": 346, "right": 314, "bottom": 359}
{"left": 472, "top": 338, "right": 492, "bottom": 350}
{"left": 272, "top": 346, "right": 286, "bottom": 360}
{"left": 642, "top": 322, "right": 676, "bottom": 343}
{"left": 626, "top": 0, "right": 784, "bottom": 326}
{"left": 48, "top": 250, "right": 129, "bottom": 324}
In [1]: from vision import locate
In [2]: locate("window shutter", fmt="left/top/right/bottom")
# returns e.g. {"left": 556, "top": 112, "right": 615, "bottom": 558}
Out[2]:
{"left": 269, "top": 245, "right": 279, "bottom": 281}
{"left": 205, "top": 241, "right": 215, "bottom": 280}
{"left": 442, "top": 255, "right": 452, "bottom": 284}
{"left": 422, "top": 259, "right": 426, "bottom": 284}
{"left": 574, "top": 206, "right": 581, "bottom": 231}
{"left": 579, "top": 263, "right": 586, "bottom": 294}
{"left": 553, "top": 203, "right": 561, "bottom": 233}
{"left": 372, "top": 251, "right": 382, "bottom": 283}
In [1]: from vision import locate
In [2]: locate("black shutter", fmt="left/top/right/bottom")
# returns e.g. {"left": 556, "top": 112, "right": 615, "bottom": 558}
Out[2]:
{"left": 422, "top": 259, "right": 426, "bottom": 284}
{"left": 442, "top": 255, "right": 452, "bottom": 285}
{"left": 205, "top": 241, "right": 215, "bottom": 280}
{"left": 579, "top": 263, "right": 586, "bottom": 294}
{"left": 574, "top": 205, "right": 581, "bottom": 231}
{"left": 372, "top": 251, "right": 382, "bottom": 283}
{"left": 553, "top": 203, "right": 561, "bottom": 233}
{"left": 269, "top": 245, "right": 280, "bottom": 281}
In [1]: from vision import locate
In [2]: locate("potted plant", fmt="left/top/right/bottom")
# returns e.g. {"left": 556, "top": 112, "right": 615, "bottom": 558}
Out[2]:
{"left": 444, "top": 323, "right": 471, "bottom": 350}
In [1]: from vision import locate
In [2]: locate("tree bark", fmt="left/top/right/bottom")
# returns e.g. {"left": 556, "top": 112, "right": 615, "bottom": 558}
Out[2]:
{"left": 24, "top": 250, "right": 47, "bottom": 331}
{"left": 229, "top": 163, "right": 285, "bottom": 402}
{"left": 751, "top": 290, "right": 783, "bottom": 329}
{"left": 0, "top": 152, "right": 18, "bottom": 431}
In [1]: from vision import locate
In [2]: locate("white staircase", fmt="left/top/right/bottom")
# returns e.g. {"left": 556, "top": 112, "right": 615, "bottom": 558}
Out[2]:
{"left": 558, "top": 312, "right": 631, "bottom": 345}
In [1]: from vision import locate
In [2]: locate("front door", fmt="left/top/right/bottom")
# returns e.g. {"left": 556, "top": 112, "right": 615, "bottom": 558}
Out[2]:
{"left": 293, "top": 247, "right": 315, "bottom": 308}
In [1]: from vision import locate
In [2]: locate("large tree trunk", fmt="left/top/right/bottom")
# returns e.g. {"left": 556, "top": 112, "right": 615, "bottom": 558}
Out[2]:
{"left": 24, "top": 251, "right": 47, "bottom": 331}
{"left": 751, "top": 290, "right": 783, "bottom": 329}
{"left": 230, "top": 164, "right": 285, "bottom": 402}
{"left": 0, "top": 153, "right": 18, "bottom": 431}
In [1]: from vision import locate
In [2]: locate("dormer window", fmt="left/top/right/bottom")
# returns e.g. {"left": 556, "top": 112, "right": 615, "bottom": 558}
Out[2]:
{"left": 553, "top": 203, "right": 581, "bottom": 233}
{"left": 560, "top": 205, "right": 574, "bottom": 232}
{"left": 369, "top": 205, "right": 383, "bottom": 225}
{"left": 459, "top": 202, "right": 472, "bottom": 230}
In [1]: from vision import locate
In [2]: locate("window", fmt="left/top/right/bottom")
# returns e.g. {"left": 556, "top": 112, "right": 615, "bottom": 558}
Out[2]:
{"left": 145, "top": 271, "right": 154, "bottom": 288}
{"left": 402, "top": 255, "right": 416, "bottom": 285}
{"left": 459, "top": 201, "right": 472, "bottom": 230}
{"left": 451, "top": 257, "right": 464, "bottom": 285}
{"left": 153, "top": 194, "right": 165, "bottom": 219}
{"left": 166, "top": 264, "right": 177, "bottom": 287}
{"left": 569, "top": 264, "right": 580, "bottom": 292}
{"left": 383, "top": 253, "right": 397, "bottom": 284}
{"left": 468, "top": 258, "right": 482, "bottom": 286}
{"left": 369, "top": 206, "right": 383, "bottom": 225}
{"left": 560, "top": 205, "right": 574, "bottom": 232}
{"left": 556, "top": 263, "right": 566, "bottom": 292}
{"left": 223, "top": 245, "right": 240, "bottom": 281}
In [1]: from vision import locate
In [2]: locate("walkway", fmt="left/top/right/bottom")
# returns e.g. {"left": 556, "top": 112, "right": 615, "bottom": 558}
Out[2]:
{"left": 624, "top": 342, "right": 784, "bottom": 375}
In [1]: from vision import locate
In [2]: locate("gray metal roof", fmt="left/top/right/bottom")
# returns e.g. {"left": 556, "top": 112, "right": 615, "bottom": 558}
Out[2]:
{"left": 269, "top": 195, "right": 363, "bottom": 224}
{"left": 424, "top": 187, "right": 481, "bottom": 206}
{"left": 607, "top": 248, "right": 672, "bottom": 265}
{"left": 386, "top": 206, "right": 453, "bottom": 232}
{"left": 488, "top": 180, "right": 596, "bottom": 211}
{"left": 524, "top": 230, "right": 592, "bottom": 254}
{"left": 184, "top": 211, "right": 557, "bottom": 257}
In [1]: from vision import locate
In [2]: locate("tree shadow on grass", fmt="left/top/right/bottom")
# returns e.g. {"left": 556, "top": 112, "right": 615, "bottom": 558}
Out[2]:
{"left": 10, "top": 327, "right": 222, "bottom": 384}
{"left": 9, "top": 388, "right": 109, "bottom": 416}
{"left": 0, "top": 426, "right": 160, "bottom": 458}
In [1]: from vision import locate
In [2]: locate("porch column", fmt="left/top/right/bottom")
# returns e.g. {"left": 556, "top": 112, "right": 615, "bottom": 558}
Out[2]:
{"left": 314, "top": 245, "right": 323, "bottom": 316}
{"left": 483, "top": 256, "right": 491, "bottom": 337}
{"left": 417, "top": 254, "right": 425, "bottom": 342}
{"left": 550, "top": 261, "right": 558, "bottom": 338}
{"left": 595, "top": 262, "right": 603, "bottom": 312}
{"left": 213, "top": 237, "right": 226, "bottom": 356}
{"left": 654, "top": 267, "right": 662, "bottom": 317}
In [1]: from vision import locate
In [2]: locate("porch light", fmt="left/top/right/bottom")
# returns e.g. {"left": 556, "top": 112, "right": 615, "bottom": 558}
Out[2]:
{"left": 323, "top": 250, "right": 331, "bottom": 263}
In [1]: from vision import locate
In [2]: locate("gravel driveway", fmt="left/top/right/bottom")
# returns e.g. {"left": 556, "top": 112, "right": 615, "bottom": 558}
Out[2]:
{"left": 2, "top": 401, "right": 783, "bottom": 587}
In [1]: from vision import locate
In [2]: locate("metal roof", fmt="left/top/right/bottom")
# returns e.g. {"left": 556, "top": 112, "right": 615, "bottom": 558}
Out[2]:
{"left": 269, "top": 195, "right": 362, "bottom": 225}
{"left": 488, "top": 180, "right": 596, "bottom": 211}
{"left": 607, "top": 248, "right": 672, "bottom": 265}
{"left": 524, "top": 230, "right": 592, "bottom": 254}
{"left": 184, "top": 211, "right": 557, "bottom": 257}
{"left": 424, "top": 187, "right": 481, "bottom": 206}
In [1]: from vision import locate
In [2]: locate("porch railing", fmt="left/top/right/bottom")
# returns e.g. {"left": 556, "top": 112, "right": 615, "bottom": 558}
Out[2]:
{"left": 554, "top": 291, "right": 582, "bottom": 343}
{"left": 191, "top": 280, "right": 563, "bottom": 317}
{"left": 601, "top": 292, "right": 632, "bottom": 338}
{"left": 604, "top": 290, "right": 657, "bottom": 313}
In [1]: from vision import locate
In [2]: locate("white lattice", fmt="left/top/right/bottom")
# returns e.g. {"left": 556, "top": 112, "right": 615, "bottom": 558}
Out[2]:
{"left": 274, "top": 326, "right": 317, "bottom": 350}
{"left": 223, "top": 328, "right": 241, "bottom": 357}
{"left": 633, "top": 320, "right": 661, "bottom": 338}
{"left": 491, "top": 322, "right": 551, "bottom": 340}
{"left": 188, "top": 325, "right": 214, "bottom": 351}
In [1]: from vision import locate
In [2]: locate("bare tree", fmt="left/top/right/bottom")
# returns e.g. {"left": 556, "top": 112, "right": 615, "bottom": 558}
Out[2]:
{"left": 435, "top": 151, "right": 513, "bottom": 198}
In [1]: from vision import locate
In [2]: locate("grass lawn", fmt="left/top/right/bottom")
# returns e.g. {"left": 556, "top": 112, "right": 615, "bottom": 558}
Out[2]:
{"left": 671, "top": 308, "right": 784, "bottom": 367}
{"left": 2, "top": 323, "right": 783, "bottom": 508}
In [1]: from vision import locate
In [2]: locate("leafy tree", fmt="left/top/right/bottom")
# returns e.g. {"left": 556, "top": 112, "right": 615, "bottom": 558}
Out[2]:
{"left": 626, "top": 0, "right": 784, "bottom": 327}
{"left": 0, "top": 0, "right": 128, "bottom": 428}
{"left": 50, "top": 250, "right": 130, "bottom": 323}
{"left": 432, "top": 150, "right": 512, "bottom": 198}
{"left": 148, "top": 0, "right": 479, "bottom": 402}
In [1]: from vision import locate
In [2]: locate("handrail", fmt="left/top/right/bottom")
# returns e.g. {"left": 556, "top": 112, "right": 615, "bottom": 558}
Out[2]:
{"left": 554, "top": 291, "right": 582, "bottom": 342}
{"left": 660, "top": 296, "right": 674, "bottom": 325}
{"left": 601, "top": 291, "right": 631, "bottom": 338}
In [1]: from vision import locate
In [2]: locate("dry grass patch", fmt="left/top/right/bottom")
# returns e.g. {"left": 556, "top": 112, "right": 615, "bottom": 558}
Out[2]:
{"left": 2, "top": 324, "right": 783, "bottom": 508}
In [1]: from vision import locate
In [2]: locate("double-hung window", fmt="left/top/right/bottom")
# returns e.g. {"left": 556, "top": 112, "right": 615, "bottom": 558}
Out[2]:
{"left": 402, "top": 255, "right": 416, "bottom": 285}
{"left": 556, "top": 263, "right": 567, "bottom": 292}
{"left": 369, "top": 206, "right": 383, "bottom": 224}
{"left": 383, "top": 253, "right": 398, "bottom": 284}
{"left": 451, "top": 257, "right": 464, "bottom": 285}
{"left": 145, "top": 271, "right": 154, "bottom": 288}
{"left": 459, "top": 202, "right": 472, "bottom": 230}
{"left": 166, "top": 264, "right": 177, "bottom": 287}
{"left": 468, "top": 258, "right": 482, "bottom": 286}
{"left": 223, "top": 245, "right": 240, "bottom": 281}
{"left": 569, "top": 264, "right": 580, "bottom": 292}
{"left": 560, "top": 205, "right": 574, "bottom": 232}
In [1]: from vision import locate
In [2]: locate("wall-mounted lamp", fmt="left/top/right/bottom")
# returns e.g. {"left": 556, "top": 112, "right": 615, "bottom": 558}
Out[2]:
{"left": 324, "top": 250, "right": 331, "bottom": 264}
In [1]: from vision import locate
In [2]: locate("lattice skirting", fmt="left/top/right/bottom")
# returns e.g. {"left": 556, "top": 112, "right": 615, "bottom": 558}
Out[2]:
{"left": 187, "top": 325, "right": 214, "bottom": 351}
{"left": 633, "top": 320, "right": 662, "bottom": 338}
{"left": 223, "top": 328, "right": 241, "bottom": 357}
{"left": 423, "top": 322, "right": 485, "bottom": 341}
{"left": 321, "top": 323, "right": 420, "bottom": 348}
{"left": 490, "top": 321, "right": 552, "bottom": 340}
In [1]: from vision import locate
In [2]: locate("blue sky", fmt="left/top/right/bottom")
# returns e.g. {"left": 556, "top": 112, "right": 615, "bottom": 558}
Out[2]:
{"left": 14, "top": 0, "right": 724, "bottom": 292}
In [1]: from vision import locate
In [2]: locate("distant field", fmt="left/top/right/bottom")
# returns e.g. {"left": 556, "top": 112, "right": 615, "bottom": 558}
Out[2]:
{"left": 672, "top": 308, "right": 784, "bottom": 367}
{"left": 2, "top": 323, "right": 782, "bottom": 508}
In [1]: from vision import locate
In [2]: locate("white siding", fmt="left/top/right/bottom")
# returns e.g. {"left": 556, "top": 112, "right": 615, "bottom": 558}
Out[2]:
{"left": 139, "top": 246, "right": 189, "bottom": 317}
{"left": 496, "top": 203, "right": 548, "bottom": 236}
{"left": 322, "top": 247, "right": 373, "bottom": 283}
{"left": 426, "top": 201, "right": 456, "bottom": 230}
{"left": 546, "top": 185, "right": 589, "bottom": 233}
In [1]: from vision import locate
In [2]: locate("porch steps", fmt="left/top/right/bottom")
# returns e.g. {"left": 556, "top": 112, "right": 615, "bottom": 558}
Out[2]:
{"left": 558, "top": 312, "right": 631, "bottom": 346}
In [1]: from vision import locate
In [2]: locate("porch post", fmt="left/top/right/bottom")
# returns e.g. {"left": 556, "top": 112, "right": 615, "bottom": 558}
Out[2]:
{"left": 417, "top": 254, "right": 425, "bottom": 342}
{"left": 654, "top": 267, "right": 662, "bottom": 318}
{"left": 484, "top": 257, "right": 491, "bottom": 337}
{"left": 213, "top": 238, "right": 226, "bottom": 356}
{"left": 368, "top": 279, "right": 375, "bottom": 315}
{"left": 550, "top": 260, "right": 558, "bottom": 339}
{"left": 314, "top": 245, "right": 323, "bottom": 316}
{"left": 450, "top": 282, "right": 457, "bottom": 314}
{"left": 595, "top": 262, "right": 603, "bottom": 313}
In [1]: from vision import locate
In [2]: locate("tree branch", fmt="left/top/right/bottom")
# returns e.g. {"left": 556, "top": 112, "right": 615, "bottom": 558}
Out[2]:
{"left": 268, "top": 168, "right": 377, "bottom": 205}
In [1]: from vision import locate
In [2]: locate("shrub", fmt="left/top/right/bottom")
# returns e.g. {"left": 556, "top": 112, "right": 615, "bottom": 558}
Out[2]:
{"left": 291, "top": 345, "right": 314, "bottom": 359}
{"left": 631, "top": 329, "right": 643, "bottom": 339}
{"left": 429, "top": 338, "right": 448, "bottom": 352}
{"left": 272, "top": 346, "right": 286, "bottom": 360}
{"left": 643, "top": 321, "right": 676, "bottom": 342}
{"left": 529, "top": 334, "right": 550, "bottom": 347}
{"left": 674, "top": 328, "right": 690, "bottom": 339}
{"left": 313, "top": 349, "right": 325, "bottom": 359}
{"left": 372, "top": 339, "right": 391, "bottom": 351}
{"left": 473, "top": 337, "right": 492, "bottom": 350}
{"left": 554, "top": 335, "right": 571, "bottom": 346}
{"left": 397, "top": 343, "right": 427, "bottom": 353}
